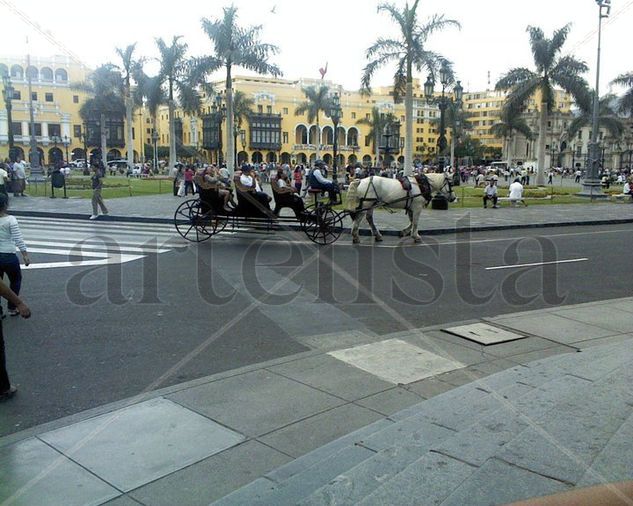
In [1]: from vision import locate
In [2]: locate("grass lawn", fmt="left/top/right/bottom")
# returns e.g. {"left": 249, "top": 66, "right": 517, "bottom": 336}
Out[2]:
{"left": 25, "top": 176, "right": 174, "bottom": 199}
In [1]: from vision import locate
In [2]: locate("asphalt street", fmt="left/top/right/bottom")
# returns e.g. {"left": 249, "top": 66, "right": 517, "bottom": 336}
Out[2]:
{"left": 1, "top": 218, "right": 632, "bottom": 436}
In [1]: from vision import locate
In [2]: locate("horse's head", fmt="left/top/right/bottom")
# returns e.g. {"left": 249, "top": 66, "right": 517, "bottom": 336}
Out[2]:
{"left": 443, "top": 175, "right": 457, "bottom": 202}
{"left": 427, "top": 173, "right": 456, "bottom": 202}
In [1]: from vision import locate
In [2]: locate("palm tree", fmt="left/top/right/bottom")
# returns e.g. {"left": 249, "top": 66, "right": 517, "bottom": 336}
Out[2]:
{"left": 193, "top": 5, "right": 282, "bottom": 174}
{"left": 611, "top": 72, "right": 633, "bottom": 116}
{"left": 495, "top": 24, "right": 589, "bottom": 185}
{"left": 136, "top": 73, "right": 167, "bottom": 168}
{"left": 232, "top": 90, "right": 254, "bottom": 163}
{"left": 356, "top": 107, "right": 397, "bottom": 167}
{"left": 115, "top": 43, "right": 143, "bottom": 172}
{"left": 568, "top": 93, "right": 624, "bottom": 142}
{"left": 155, "top": 36, "right": 203, "bottom": 170}
{"left": 362, "top": 0, "right": 460, "bottom": 176}
{"left": 490, "top": 107, "right": 533, "bottom": 164}
{"left": 74, "top": 64, "right": 125, "bottom": 167}
{"left": 295, "top": 85, "right": 333, "bottom": 161}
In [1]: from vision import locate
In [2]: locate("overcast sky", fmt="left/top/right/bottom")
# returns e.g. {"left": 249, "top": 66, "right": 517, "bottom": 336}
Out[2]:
{"left": 3, "top": 0, "right": 632, "bottom": 95}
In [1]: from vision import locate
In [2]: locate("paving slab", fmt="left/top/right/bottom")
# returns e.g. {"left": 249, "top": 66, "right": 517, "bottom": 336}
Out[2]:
{"left": 441, "top": 457, "right": 570, "bottom": 506}
{"left": 294, "top": 330, "right": 382, "bottom": 352}
{"left": 258, "top": 404, "right": 384, "bottom": 458}
{"left": 360, "top": 416, "right": 456, "bottom": 452}
{"left": 39, "top": 398, "right": 244, "bottom": 492}
{"left": 403, "top": 376, "right": 456, "bottom": 400}
{"left": 552, "top": 306, "right": 633, "bottom": 334}
{"left": 101, "top": 495, "right": 144, "bottom": 506}
{"left": 577, "top": 413, "right": 633, "bottom": 487}
{"left": 498, "top": 372, "right": 633, "bottom": 484}
{"left": 0, "top": 437, "right": 119, "bottom": 506}
{"left": 355, "top": 387, "right": 425, "bottom": 416}
{"left": 432, "top": 414, "right": 530, "bottom": 467}
{"left": 399, "top": 331, "right": 496, "bottom": 366}
{"left": 357, "top": 452, "right": 476, "bottom": 506}
{"left": 488, "top": 312, "right": 618, "bottom": 344}
{"left": 267, "top": 354, "right": 393, "bottom": 401}
{"left": 128, "top": 441, "right": 291, "bottom": 506}
{"left": 167, "top": 369, "right": 345, "bottom": 437}
{"left": 328, "top": 338, "right": 464, "bottom": 385}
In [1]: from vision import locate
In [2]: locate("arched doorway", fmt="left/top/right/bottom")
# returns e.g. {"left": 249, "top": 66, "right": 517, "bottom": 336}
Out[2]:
{"left": 336, "top": 154, "right": 345, "bottom": 167}
{"left": 308, "top": 125, "right": 320, "bottom": 145}
{"left": 296, "top": 153, "right": 307, "bottom": 165}
{"left": 266, "top": 152, "right": 277, "bottom": 163}
{"left": 12, "top": 147, "right": 25, "bottom": 161}
{"left": 322, "top": 126, "right": 333, "bottom": 145}
{"left": 48, "top": 147, "right": 63, "bottom": 166}
{"left": 251, "top": 151, "right": 263, "bottom": 164}
{"left": 33, "top": 148, "right": 45, "bottom": 165}
{"left": 362, "top": 155, "right": 372, "bottom": 167}
{"left": 295, "top": 125, "right": 308, "bottom": 144}
{"left": 71, "top": 148, "right": 85, "bottom": 160}
{"left": 323, "top": 153, "right": 332, "bottom": 165}
{"left": 237, "top": 151, "right": 248, "bottom": 164}
{"left": 90, "top": 149, "right": 101, "bottom": 164}
{"left": 347, "top": 155, "right": 358, "bottom": 165}
{"left": 280, "top": 152, "right": 291, "bottom": 164}
{"left": 107, "top": 149, "right": 121, "bottom": 161}
{"left": 309, "top": 153, "right": 317, "bottom": 165}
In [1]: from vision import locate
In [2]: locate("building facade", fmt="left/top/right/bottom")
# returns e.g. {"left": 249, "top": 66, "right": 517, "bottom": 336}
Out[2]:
{"left": 0, "top": 55, "right": 144, "bottom": 165}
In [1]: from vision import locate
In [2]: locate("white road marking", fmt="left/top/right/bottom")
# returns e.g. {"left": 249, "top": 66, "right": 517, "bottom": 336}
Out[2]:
{"left": 485, "top": 258, "right": 589, "bottom": 271}
{"left": 23, "top": 255, "right": 145, "bottom": 270}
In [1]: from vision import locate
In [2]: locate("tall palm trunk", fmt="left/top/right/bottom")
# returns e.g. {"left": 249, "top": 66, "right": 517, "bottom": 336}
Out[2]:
{"left": 450, "top": 135, "right": 456, "bottom": 169}
{"left": 374, "top": 133, "right": 379, "bottom": 167}
{"left": 536, "top": 101, "right": 547, "bottom": 185}
{"left": 168, "top": 80, "right": 177, "bottom": 170}
{"left": 404, "top": 59, "right": 413, "bottom": 176}
{"left": 315, "top": 118, "right": 320, "bottom": 161}
{"left": 100, "top": 113, "right": 107, "bottom": 168}
{"left": 126, "top": 95, "right": 134, "bottom": 170}
{"left": 225, "top": 68, "right": 235, "bottom": 174}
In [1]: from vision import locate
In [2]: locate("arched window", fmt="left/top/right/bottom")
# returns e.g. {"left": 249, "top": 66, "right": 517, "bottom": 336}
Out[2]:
{"left": 41, "top": 67, "right": 53, "bottom": 81}
{"left": 0, "top": 64, "right": 8, "bottom": 78}
{"left": 10, "top": 65, "right": 23, "bottom": 80}
{"left": 295, "top": 125, "right": 308, "bottom": 144}
{"left": 26, "top": 66, "right": 38, "bottom": 81}
{"left": 347, "top": 127, "right": 359, "bottom": 147}
{"left": 55, "top": 69, "right": 68, "bottom": 82}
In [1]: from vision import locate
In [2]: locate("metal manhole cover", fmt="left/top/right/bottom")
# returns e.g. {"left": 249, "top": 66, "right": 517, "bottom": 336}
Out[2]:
{"left": 442, "top": 323, "right": 526, "bottom": 345}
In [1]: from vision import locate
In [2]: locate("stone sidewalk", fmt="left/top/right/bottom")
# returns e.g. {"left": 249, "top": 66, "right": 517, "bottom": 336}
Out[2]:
{"left": 6, "top": 190, "right": 633, "bottom": 236}
{"left": 1, "top": 297, "right": 632, "bottom": 505}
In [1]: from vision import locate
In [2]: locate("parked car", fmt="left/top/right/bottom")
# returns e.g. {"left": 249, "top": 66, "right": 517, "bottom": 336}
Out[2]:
{"left": 70, "top": 159, "right": 86, "bottom": 168}
{"left": 107, "top": 159, "right": 131, "bottom": 174}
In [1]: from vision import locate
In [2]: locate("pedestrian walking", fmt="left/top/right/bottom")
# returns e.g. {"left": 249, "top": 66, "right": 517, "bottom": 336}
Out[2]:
{"left": 0, "top": 277, "right": 31, "bottom": 401}
{"left": 0, "top": 162, "right": 9, "bottom": 196}
{"left": 0, "top": 193, "right": 29, "bottom": 319}
{"left": 90, "top": 163, "right": 108, "bottom": 220}
{"left": 12, "top": 157, "right": 26, "bottom": 197}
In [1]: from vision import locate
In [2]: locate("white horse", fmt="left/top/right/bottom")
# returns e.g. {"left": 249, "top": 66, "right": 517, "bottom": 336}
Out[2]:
{"left": 346, "top": 173, "right": 457, "bottom": 243}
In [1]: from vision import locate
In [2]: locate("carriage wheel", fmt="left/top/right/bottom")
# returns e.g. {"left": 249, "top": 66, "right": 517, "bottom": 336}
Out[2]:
{"left": 303, "top": 207, "right": 344, "bottom": 245}
{"left": 174, "top": 199, "right": 212, "bottom": 243}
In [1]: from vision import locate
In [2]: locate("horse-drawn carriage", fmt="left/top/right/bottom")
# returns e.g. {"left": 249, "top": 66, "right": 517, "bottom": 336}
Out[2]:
{"left": 174, "top": 170, "right": 457, "bottom": 245}
{"left": 174, "top": 172, "right": 347, "bottom": 245}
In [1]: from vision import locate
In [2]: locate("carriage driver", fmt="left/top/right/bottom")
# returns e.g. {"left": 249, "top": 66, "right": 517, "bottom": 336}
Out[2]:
{"left": 307, "top": 160, "right": 340, "bottom": 204}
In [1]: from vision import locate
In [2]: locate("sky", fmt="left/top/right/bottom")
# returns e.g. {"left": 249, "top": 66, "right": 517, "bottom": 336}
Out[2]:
{"left": 2, "top": 0, "right": 632, "bottom": 95}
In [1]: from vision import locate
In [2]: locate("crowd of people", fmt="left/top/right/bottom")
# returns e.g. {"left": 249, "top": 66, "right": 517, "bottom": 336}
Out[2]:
{"left": 0, "top": 157, "right": 29, "bottom": 197}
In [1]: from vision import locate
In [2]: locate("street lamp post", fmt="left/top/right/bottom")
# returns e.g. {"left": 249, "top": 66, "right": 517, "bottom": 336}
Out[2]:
{"left": 580, "top": 0, "right": 611, "bottom": 198}
{"left": 380, "top": 123, "right": 394, "bottom": 173}
{"left": 328, "top": 92, "right": 342, "bottom": 184}
{"left": 239, "top": 129, "right": 246, "bottom": 164}
{"left": 1, "top": 73, "right": 16, "bottom": 162}
{"left": 62, "top": 135, "right": 70, "bottom": 165}
{"left": 80, "top": 125, "right": 89, "bottom": 173}
{"left": 151, "top": 129, "right": 159, "bottom": 173}
{"left": 424, "top": 67, "right": 463, "bottom": 176}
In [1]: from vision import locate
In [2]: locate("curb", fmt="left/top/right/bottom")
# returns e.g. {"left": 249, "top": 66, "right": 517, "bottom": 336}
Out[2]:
{"left": 12, "top": 209, "right": 633, "bottom": 236}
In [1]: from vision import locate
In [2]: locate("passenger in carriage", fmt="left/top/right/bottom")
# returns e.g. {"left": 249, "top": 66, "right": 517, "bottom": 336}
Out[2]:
{"left": 273, "top": 168, "right": 305, "bottom": 219}
{"left": 202, "top": 166, "right": 234, "bottom": 212}
{"left": 239, "top": 164, "right": 272, "bottom": 209}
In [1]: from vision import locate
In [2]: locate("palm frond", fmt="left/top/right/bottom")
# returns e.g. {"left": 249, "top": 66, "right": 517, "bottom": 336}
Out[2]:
{"left": 618, "top": 89, "right": 633, "bottom": 116}
{"left": 495, "top": 68, "right": 538, "bottom": 90}
{"left": 547, "top": 24, "right": 571, "bottom": 67}
{"left": 612, "top": 72, "right": 633, "bottom": 88}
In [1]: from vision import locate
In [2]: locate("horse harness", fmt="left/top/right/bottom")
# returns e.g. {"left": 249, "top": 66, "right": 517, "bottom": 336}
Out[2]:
{"left": 358, "top": 174, "right": 436, "bottom": 212}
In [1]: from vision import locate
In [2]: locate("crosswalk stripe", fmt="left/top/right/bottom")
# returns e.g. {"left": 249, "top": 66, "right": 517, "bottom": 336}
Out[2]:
{"left": 26, "top": 243, "right": 171, "bottom": 255}
{"left": 16, "top": 217, "right": 172, "bottom": 231}
{"left": 19, "top": 224, "right": 176, "bottom": 239}
{"left": 22, "top": 254, "right": 145, "bottom": 270}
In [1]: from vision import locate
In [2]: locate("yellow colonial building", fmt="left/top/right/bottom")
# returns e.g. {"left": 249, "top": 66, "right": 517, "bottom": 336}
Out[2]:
{"left": 0, "top": 54, "right": 144, "bottom": 165}
{"left": 151, "top": 76, "right": 446, "bottom": 168}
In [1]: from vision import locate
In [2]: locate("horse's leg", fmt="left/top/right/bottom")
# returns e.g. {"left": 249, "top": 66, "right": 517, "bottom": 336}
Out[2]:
{"left": 366, "top": 209, "right": 383, "bottom": 242}
{"left": 400, "top": 209, "right": 412, "bottom": 237}
{"left": 351, "top": 211, "right": 363, "bottom": 244}
{"left": 410, "top": 202, "right": 423, "bottom": 243}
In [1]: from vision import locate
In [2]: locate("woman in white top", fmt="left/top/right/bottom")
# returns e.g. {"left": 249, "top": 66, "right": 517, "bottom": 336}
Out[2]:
{"left": 0, "top": 193, "right": 30, "bottom": 316}
{"left": 508, "top": 178, "right": 527, "bottom": 207}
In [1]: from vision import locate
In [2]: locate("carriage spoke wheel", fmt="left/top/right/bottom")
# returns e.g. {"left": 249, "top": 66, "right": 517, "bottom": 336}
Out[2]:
{"left": 303, "top": 207, "right": 344, "bottom": 245}
{"left": 174, "top": 199, "right": 212, "bottom": 243}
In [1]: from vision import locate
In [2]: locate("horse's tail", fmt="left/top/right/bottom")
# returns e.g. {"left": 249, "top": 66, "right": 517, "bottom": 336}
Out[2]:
{"left": 346, "top": 179, "right": 361, "bottom": 211}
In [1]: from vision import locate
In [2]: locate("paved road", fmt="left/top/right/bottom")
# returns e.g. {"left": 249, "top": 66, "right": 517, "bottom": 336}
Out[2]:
{"left": 2, "top": 219, "right": 632, "bottom": 436}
